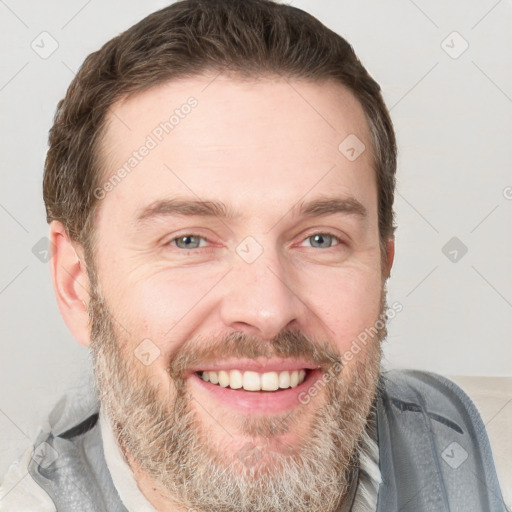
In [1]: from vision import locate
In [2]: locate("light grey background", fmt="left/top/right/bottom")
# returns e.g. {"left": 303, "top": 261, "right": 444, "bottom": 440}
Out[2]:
{"left": 1, "top": 0, "right": 511, "bottom": 479}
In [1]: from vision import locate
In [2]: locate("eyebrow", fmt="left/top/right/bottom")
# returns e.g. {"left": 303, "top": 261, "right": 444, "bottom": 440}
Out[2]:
{"left": 135, "top": 195, "right": 368, "bottom": 226}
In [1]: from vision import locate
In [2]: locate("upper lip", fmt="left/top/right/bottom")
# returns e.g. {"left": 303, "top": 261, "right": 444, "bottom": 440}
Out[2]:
{"left": 187, "top": 358, "right": 321, "bottom": 375}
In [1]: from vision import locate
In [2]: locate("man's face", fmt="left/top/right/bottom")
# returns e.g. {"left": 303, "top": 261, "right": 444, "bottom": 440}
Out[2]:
{"left": 87, "top": 74, "right": 389, "bottom": 511}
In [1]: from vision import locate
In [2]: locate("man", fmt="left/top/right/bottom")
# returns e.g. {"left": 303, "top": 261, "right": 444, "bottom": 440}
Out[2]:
{"left": 0, "top": 0, "right": 507, "bottom": 511}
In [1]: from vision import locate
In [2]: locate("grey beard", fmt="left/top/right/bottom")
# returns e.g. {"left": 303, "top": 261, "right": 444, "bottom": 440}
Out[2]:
{"left": 88, "top": 281, "right": 386, "bottom": 512}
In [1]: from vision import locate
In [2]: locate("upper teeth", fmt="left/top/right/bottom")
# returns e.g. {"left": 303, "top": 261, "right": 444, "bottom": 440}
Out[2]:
{"left": 200, "top": 369, "right": 307, "bottom": 391}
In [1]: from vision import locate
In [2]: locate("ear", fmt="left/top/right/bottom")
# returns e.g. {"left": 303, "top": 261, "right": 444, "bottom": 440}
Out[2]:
{"left": 49, "top": 221, "right": 91, "bottom": 347}
{"left": 385, "top": 237, "right": 395, "bottom": 279}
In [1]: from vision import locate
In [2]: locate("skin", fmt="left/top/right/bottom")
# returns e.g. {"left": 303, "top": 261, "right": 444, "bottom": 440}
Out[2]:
{"left": 49, "top": 74, "right": 394, "bottom": 511}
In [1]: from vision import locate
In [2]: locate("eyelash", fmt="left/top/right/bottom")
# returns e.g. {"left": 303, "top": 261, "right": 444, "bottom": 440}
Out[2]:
{"left": 167, "top": 232, "right": 344, "bottom": 251}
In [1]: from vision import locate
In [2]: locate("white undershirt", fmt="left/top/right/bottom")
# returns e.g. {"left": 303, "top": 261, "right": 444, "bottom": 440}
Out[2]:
{"left": 100, "top": 408, "right": 157, "bottom": 512}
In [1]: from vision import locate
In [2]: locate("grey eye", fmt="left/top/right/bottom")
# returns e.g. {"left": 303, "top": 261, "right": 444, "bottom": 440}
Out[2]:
{"left": 308, "top": 233, "right": 337, "bottom": 248}
{"left": 173, "top": 235, "right": 203, "bottom": 249}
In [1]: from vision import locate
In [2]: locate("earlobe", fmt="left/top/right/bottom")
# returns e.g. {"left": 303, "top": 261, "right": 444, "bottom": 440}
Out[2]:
{"left": 49, "top": 221, "right": 91, "bottom": 347}
{"left": 385, "top": 237, "right": 395, "bottom": 278}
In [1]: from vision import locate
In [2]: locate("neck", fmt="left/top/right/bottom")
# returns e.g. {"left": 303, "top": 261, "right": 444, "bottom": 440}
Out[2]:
{"left": 125, "top": 451, "right": 189, "bottom": 512}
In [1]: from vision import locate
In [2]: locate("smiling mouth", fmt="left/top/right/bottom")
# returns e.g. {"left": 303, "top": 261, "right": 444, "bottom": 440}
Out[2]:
{"left": 189, "top": 363, "right": 324, "bottom": 414}
{"left": 194, "top": 369, "right": 309, "bottom": 391}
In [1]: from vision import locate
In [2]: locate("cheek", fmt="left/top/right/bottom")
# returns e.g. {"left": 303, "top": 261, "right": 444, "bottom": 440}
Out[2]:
{"left": 114, "top": 270, "right": 217, "bottom": 354}
{"left": 303, "top": 267, "right": 383, "bottom": 352}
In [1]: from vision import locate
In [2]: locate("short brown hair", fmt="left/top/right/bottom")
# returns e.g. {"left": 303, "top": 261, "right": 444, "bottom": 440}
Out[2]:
{"left": 43, "top": 0, "right": 397, "bottom": 265}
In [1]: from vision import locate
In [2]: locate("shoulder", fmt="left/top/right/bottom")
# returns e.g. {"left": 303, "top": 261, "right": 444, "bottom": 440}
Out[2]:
{"left": 376, "top": 368, "right": 508, "bottom": 510}
{"left": 0, "top": 378, "right": 99, "bottom": 512}
{"left": 0, "top": 444, "right": 56, "bottom": 512}
{"left": 379, "top": 368, "right": 488, "bottom": 431}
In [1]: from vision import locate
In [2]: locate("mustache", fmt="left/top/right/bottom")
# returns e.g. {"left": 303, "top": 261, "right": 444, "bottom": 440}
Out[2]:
{"left": 168, "top": 330, "right": 342, "bottom": 381}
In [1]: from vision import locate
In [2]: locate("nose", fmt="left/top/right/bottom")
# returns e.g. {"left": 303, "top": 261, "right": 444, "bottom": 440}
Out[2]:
{"left": 218, "top": 246, "right": 307, "bottom": 340}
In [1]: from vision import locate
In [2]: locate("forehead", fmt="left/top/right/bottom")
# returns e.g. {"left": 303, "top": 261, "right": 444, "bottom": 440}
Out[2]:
{"left": 97, "top": 74, "right": 376, "bottom": 225}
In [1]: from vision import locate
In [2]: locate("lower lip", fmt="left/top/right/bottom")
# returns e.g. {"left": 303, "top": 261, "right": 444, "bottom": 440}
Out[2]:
{"left": 189, "top": 370, "right": 323, "bottom": 414}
